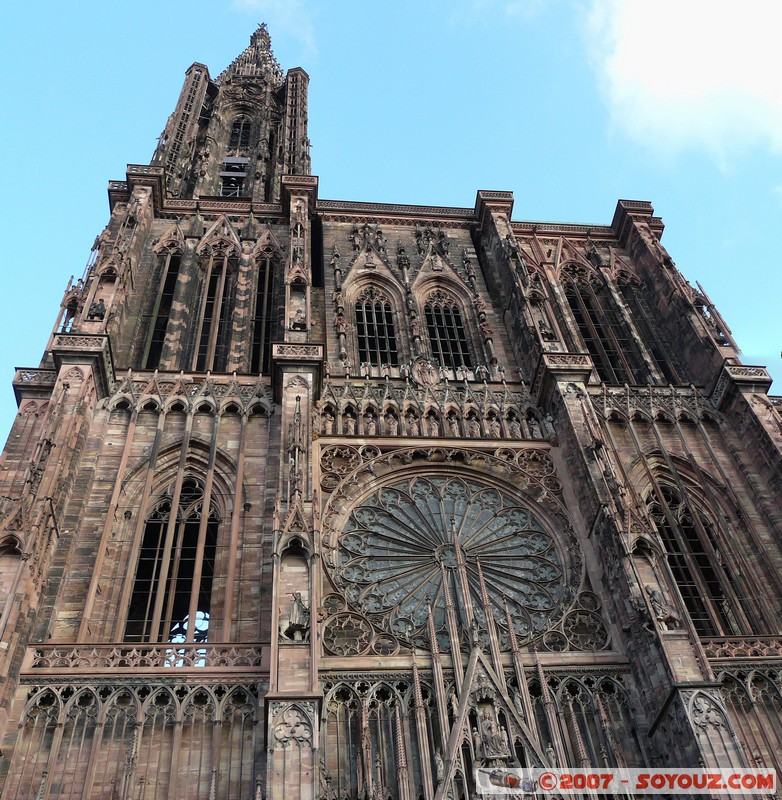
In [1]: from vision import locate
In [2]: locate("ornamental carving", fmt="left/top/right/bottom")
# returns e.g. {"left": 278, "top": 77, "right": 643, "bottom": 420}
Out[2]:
{"left": 322, "top": 449, "right": 582, "bottom": 650}
{"left": 562, "top": 610, "right": 609, "bottom": 651}
{"left": 322, "top": 613, "right": 373, "bottom": 656}
{"left": 272, "top": 704, "right": 314, "bottom": 748}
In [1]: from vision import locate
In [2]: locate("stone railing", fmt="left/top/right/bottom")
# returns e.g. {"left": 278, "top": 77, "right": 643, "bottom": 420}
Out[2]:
{"left": 589, "top": 384, "right": 713, "bottom": 422}
{"left": 126, "top": 164, "right": 164, "bottom": 177}
{"left": 701, "top": 636, "right": 782, "bottom": 660}
{"left": 25, "top": 643, "right": 265, "bottom": 673}
{"left": 13, "top": 369, "right": 57, "bottom": 385}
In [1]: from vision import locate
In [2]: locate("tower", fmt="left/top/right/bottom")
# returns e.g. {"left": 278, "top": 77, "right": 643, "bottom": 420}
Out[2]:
{"left": 0, "top": 25, "right": 780, "bottom": 800}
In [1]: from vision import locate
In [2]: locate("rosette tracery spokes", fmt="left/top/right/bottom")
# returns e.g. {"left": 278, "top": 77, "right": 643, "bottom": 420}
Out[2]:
{"left": 333, "top": 475, "right": 571, "bottom": 647}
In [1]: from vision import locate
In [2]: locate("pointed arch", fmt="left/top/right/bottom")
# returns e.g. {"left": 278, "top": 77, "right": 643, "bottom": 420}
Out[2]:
{"left": 559, "top": 261, "right": 646, "bottom": 385}
{"left": 193, "top": 219, "right": 240, "bottom": 372}
{"left": 343, "top": 269, "right": 407, "bottom": 369}
{"left": 247, "top": 230, "right": 281, "bottom": 374}
{"left": 353, "top": 285, "right": 400, "bottom": 367}
{"left": 633, "top": 456, "right": 755, "bottom": 637}
{"left": 422, "top": 287, "right": 473, "bottom": 370}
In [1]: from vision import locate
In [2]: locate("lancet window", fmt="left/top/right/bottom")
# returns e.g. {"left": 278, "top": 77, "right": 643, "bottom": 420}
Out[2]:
{"left": 144, "top": 249, "right": 182, "bottom": 369}
{"left": 646, "top": 484, "right": 746, "bottom": 637}
{"left": 354, "top": 287, "right": 399, "bottom": 366}
{"left": 424, "top": 290, "right": 472, "bottom": 369}
{"left": 250, "top": 251, "right": 275, "bottom": 373}
{"left": 125, "top": 477, "right": 219, "bottom": 644}
{"left": 228, "top": 116, "right": 252, "bottom": 151}
{"left": 616, "top": 272, "right": 683, "bottom": 385}
{"left": 194, "top": 245, "right": 236, "bottom": 371}
{"left": 561, "top": 265, "right": 644, "bottom": 385}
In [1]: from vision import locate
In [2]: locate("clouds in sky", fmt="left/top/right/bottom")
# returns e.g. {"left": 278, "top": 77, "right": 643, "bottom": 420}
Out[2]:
{"left": 585, "top": 0, "right": 782, "bottom": 161}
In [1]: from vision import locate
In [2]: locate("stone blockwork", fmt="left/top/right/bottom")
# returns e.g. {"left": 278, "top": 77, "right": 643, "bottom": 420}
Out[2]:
{"left": 0, "top": 24, "right": 780, "bottom": 800}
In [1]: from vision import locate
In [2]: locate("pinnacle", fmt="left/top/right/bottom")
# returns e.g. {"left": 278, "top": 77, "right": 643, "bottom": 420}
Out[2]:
{"left": 215, "top": 23, "right": 284, "bottom": 86}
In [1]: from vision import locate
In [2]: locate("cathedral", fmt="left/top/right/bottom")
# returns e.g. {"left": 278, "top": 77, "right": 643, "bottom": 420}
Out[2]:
{"left": 0, "top": 25, "right": 781, "bottom": 800}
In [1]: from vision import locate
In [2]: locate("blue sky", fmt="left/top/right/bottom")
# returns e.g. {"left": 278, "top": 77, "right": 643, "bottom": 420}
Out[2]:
{"left": 1, "top": 1, "right": 780, "bottom": 436}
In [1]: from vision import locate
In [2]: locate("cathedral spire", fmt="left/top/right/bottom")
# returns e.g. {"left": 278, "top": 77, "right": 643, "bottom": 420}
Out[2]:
{"left": 216, "top": 24, "right": 284, "bottom": 85}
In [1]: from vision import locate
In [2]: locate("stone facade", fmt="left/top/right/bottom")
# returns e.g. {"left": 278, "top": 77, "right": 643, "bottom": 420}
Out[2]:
{"left": 0, "top": 24, "right": 780, "bottom": 800}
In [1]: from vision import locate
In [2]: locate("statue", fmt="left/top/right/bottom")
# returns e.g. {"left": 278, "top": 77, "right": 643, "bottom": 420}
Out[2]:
{"left": 434, "top": 748, "right": 444, "bottom": 784}
{"left": 281, "top": 592, "right": 309, "bottom": 641}
{"left": 385, "top": 413, "right": 398, "bottom": 435}
{"left": 472, "top": 727, "right": 482, "bottom": 757}
{"left": 467, "top": 415, "right": 481, "bottom": 438}
{"left": 322, "top": 412, "right": 334, "bottom": 435}
{"left": 447, "top": 413, "right": 460, "bottom": 437}
{"left": 508, "top": 416, "right": 522, "bottom": 439}
{"left": 487, "top": 416, "right": 501, "bottom": 438}
{"left": 344, "top": 413, "right": 356, "bottom": 435}
{"left": 427, "top": 415, "right": 439, "bottom": 437}
{"left": 406, "top": 412, "right": 419, "bottom": 436}
{"left": 364, "top": 411, "right": 377, "bottom": 435}
{"left": 527, "top": 414, "right": 541, "bottom": 438}
{"left": 538, "top": 319, "right": 556, "bottom": 341}
{"left": 645, "top": 585, "right": 681, "bottom": 630}
{"left": 87, "top": 298, "right": 106, "bottom": 321}
{"left": 290, "top": 308, "right": 306, "bottom": 331}
{"left": 479, "top": 707, "right": 509, "bottom": 759}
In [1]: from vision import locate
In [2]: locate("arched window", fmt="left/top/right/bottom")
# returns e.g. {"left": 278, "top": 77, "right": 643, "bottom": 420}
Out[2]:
{"left": 355, "top": 287, "right": 399, "bottom": 366}
{"left": 144, "top": 249, "right": 182, "bottom": 369}
{"left": 194, "top": 244, "right": 235, "bottom": 371}
{"left": 562, "top": 265, "right": 645, "bottom": 385}
{"left": 646, "top": 484, "right": 744, "bottom": 637}
{"left": 228, "top": 116, "right": 252, "bottom": 151}
{"left": 250, "top": 251, "right": 275, "bottom": 373}
{"left": 125, "top": 478, "right": 219, "bottom": 644}
{"left": 424, "top": 290, "right": 472, "bottom": 369}
{"left": 615, "top": 271, "right": 683, "bottom": 385}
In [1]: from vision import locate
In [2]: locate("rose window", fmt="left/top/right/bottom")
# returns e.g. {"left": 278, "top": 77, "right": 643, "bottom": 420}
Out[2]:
{"left": 329, "top": 474, "right": 576, "bottom": 647}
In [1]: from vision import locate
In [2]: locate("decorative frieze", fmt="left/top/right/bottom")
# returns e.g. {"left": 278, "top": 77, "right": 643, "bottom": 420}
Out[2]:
{"left": 701, "top": 636, "right": 782, "bottom": 660}
{"left": 107, "top": 369, "right": 273, "bottom": 414}
{"left": 589, "top": 384, "right": 718, "bottom": 422}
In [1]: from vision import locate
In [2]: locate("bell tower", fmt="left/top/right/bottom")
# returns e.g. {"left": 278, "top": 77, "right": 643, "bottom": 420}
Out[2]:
{"left": 153, "top": 23, "right": 310, "bottom": 203}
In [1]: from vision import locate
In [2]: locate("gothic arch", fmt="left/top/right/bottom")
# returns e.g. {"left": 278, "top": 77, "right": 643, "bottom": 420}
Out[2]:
{"left": 342, "top": 274, "right": 407, "bottom": 369}
{"left": 419, "top": 285, "right": 477, "bottom": 371}
{"left": 558, "top": 261, "right": 648, "bottom": 385}
{"left": 632, "top": 454, "right": 758, "bottom": 636}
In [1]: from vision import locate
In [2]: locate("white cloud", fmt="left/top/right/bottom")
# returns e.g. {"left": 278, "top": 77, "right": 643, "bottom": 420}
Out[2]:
{"left": 585, "top": 0, "right": 782, "bottom": 161}
{"left": 232, "top": 0, "right": 316, "bottom": 57}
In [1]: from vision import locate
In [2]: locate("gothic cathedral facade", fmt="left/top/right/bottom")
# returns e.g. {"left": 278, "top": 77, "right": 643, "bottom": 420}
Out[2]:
{"left": 0, "top": 26, "right": 780, "bottom": 800}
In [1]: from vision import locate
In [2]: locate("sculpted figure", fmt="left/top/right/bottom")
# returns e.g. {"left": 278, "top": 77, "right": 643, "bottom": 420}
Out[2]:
{"left": 646, "top": 585, "right": 681, "bottom": 630}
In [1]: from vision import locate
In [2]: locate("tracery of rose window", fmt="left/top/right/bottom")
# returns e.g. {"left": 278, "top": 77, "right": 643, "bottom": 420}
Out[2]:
{"left": 327, "top": 474, "right": 575, "bottom": 648}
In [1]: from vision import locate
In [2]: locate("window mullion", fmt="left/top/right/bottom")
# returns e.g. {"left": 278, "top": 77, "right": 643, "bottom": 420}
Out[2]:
{"left": 206, "top": 255, "right": 229, "bottom": 370}
{"left": 186, "top": 474, "right": 216, "bottom": 643}
{"left": 161, "top": 518, "right": 186, "bottom": 641}
{"left": 192, "top": 255, "right": 214, "bottom": 371}
{"left": 149, "top": 469, "right": 189, "bottom": 642}
{"left": 581, "top": 289, "right": 619, "bottom": 383}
